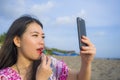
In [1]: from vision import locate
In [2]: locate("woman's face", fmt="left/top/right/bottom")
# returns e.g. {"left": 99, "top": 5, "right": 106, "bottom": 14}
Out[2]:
{"left": 17, "top": 22, "right": 45, "bottom": 60}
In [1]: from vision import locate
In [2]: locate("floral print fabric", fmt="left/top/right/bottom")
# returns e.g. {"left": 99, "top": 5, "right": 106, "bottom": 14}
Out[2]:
{"left": 50, "top": 57, "right": 68, "bottom": 80}
{"left": 0, "top": 57, "right": 68, "bottom": 80}
{"left": 0, "top": 67, "right": 21, "bottom": 80}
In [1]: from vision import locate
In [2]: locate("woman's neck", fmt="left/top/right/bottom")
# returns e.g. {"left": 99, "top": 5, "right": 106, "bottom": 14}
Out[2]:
{"left": 16, "top": 58, "right": 33, "bottom": 69}
{"left": 15, "top": 55, "right": 33, "bottom": 80}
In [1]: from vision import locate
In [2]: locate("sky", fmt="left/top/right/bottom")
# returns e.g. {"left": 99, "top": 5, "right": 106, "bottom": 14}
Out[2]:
{"left": 0, "top": 0, "right": 120, "bottom": 58}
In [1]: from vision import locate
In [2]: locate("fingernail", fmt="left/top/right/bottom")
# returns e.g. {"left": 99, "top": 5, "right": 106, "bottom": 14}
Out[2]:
{"left": 82, "top": 35, "right": 86, "bottom": 38}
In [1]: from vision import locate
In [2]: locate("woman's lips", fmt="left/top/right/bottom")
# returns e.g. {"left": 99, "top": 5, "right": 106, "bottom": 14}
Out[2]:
{"left": 37, "top": 48, "right": 44, "bottom": 55}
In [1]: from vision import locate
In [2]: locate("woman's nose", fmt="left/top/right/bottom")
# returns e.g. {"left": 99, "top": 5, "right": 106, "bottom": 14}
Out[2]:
{"left": 38, "top": 38, "right": 44, "bottom": 45}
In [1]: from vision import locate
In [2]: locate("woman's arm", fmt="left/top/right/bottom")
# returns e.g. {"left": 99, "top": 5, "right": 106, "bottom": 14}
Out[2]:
{"left": 78, "top": 36, "right": 96, "bottom": 80}
{"left": 77, "top": 62, "right": 92, "bottom": 80}
{"left": 67, "top": 36, "right": 96, "bottom": 80}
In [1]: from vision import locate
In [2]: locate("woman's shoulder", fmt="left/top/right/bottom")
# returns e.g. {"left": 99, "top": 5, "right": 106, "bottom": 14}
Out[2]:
{"left": 0, "top": 67, "right": 12, "bottom": 75}
{"left": 0, "top": 67, "right": 21, "bottom": 80}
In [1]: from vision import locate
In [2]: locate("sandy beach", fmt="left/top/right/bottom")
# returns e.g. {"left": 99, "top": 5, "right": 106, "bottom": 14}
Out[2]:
{"left": 53, "top": 56, "right": 120, "bottom": 80}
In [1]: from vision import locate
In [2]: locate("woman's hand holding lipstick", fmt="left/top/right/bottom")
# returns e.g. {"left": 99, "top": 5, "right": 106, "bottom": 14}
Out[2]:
{"left": 36, "top": 54, "right": 52, "bottom": 80}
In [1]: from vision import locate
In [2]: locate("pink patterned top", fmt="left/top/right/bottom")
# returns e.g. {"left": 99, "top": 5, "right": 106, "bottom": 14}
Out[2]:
{"left": 0, "top": 57, "right": 69, "bottom": 80}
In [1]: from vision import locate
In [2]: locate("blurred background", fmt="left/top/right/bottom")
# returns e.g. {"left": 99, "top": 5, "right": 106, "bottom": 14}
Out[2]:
{"left": 0, "top": 0, "right": 120, "bottom": 58}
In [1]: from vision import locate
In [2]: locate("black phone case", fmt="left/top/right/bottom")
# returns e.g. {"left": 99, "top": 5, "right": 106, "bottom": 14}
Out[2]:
{"left": 77, "top": 17, "right": 87, "bottom": 50}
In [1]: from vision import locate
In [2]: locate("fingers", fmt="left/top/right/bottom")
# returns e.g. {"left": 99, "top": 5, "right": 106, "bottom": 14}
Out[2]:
{"left": 41, "top": 54, "right": 51, "bottom": 66}
{"left": 47, "top": 56, "right": 51, "bottom": 66}
{"left": 81, "top": 36, "right": 94, "bottom": 47}
{"left": 36, "top": 55, "right": 52, "bottom": 80}
{"left": 79, "top": 36, "right": 96, "bottom": 63}
{"left": 41, "top": 54, "right": 46, "bottom": 65}
{"left": 81, "top": 45, "right": 96, "bottom": 54}
{"left": 80, "top": 49, "right": 96, "bottom": 55}
{"left": 80, "top": 36, "right": 96, "bottom": 55}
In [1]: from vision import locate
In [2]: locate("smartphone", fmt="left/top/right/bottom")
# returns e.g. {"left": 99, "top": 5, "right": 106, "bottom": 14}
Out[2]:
{"left": 77, "top": 17, "right": 87, "bottom": 50}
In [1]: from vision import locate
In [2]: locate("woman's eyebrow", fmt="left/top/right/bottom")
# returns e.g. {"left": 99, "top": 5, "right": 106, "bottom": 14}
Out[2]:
{"left": 42, "top": 33, "right": 45, "bottom": 35}
{"left": 30, "top": 31, "right": 44, "bottom": 35}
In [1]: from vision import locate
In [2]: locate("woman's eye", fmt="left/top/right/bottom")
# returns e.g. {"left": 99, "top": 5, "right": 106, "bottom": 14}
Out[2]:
{"left": 32, "top": 35, "right": 38, "bottom": 37}
{"left": 42, "top": 36, "right": 45, "bottom": 39}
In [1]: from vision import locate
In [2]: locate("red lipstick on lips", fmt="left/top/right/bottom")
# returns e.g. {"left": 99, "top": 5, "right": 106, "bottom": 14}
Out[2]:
{"left": 37, "top": 48, "right": 44, "bottom": 55}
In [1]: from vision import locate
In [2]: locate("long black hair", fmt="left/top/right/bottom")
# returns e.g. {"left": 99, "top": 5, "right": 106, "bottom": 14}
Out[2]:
{"left": 0, "top": 15, "right": 43, "bottom": 80}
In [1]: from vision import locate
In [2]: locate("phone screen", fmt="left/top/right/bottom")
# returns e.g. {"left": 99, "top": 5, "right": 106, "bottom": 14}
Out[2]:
{"left": 77, "top": 17, "right": 87, "bottom": 50}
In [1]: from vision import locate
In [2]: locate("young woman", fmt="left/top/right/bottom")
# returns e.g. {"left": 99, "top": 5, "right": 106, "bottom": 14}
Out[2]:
{"left": 0, "top": 15, "right": 96, "bottom": 80}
